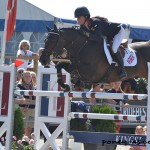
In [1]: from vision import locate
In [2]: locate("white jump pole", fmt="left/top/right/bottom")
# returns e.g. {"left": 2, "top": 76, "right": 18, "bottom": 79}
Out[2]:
{"left": 69, "top": 112, "right": 146, "bottom": 122}
{"left": 146, "top": 62, "right": 150, "bottom": 149}
{"left": 14, "top": 90, "right": 147, "bottom": 100}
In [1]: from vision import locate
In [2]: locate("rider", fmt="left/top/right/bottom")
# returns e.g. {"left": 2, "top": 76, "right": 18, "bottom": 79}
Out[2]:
{"left": 74, "top": 6, "right": 127, "bottom": 80}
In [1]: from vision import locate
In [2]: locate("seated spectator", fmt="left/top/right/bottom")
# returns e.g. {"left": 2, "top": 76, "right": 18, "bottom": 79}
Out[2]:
{"left": 16, "top": 40, "right": 38, "bottom": 69}
{"left": 15, "top": 71, "right": 36, "bottom": 139}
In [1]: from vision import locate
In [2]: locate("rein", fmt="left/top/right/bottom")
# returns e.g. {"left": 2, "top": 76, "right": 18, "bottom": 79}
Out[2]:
{"left": 44, "top": 32, "right": 60, "bottom": 59}
{"left": 64, "top": 36, "right": 88, "bottom": 61}
{"left": 65, "top": 38, "right": 88, "bottom": 79}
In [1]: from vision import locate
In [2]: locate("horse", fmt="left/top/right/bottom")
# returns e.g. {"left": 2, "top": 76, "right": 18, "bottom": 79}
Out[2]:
{"left": 40, "top": 27, "right": 150, "bottom": 91}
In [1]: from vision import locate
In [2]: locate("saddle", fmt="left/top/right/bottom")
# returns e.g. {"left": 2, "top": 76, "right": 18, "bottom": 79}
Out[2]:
{"left": 107, "top": 39, "right": 128, "bottom": 59}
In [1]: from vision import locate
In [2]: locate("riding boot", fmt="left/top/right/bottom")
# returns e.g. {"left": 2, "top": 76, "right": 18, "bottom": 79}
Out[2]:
{"left": 114, "top": 51, "right": 127, "bottom": 80}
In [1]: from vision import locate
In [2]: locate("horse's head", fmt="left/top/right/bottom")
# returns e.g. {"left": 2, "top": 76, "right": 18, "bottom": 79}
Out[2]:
{"left": 39, "top": 29, "right": 60, "bottom": 66}
{"left": 52, "top": 28, "right": 87, "bottom": 56}
{"left": 40, "top": 26, "right": 86, "bottom": 66}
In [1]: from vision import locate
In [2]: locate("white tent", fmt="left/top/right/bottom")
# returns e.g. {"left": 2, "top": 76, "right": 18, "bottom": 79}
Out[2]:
{"left": 0, "top": 0, "right": 56, "bottom": 63}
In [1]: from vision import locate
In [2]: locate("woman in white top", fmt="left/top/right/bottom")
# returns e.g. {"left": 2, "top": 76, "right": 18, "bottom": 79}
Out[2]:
{"left": 17, "top": 40, "right": 39, "bottom": 69}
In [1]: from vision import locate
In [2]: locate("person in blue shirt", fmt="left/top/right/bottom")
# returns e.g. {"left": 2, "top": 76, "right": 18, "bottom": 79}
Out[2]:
{"left": 74, "top": 6, "right": 127, "bottom": 80}
{"left": 107, "top": 81, "right": 129, "bottom": 133}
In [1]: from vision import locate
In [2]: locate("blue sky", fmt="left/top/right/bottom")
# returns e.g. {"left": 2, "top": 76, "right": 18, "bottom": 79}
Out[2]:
{"left": 25, "top": 0, "right": 150, "bottom": 27}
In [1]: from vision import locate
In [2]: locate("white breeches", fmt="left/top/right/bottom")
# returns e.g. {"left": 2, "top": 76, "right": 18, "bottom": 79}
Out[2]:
{"left": 112, "top": 26, "right": 125, "bottom": 53}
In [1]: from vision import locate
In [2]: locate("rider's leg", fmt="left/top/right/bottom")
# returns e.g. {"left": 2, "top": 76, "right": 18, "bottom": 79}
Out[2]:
{"left": 112, "top": 26, "right": 127, "bottom": 80}
{"left": 114, "top": 51, "right": 127, "bottom": 80}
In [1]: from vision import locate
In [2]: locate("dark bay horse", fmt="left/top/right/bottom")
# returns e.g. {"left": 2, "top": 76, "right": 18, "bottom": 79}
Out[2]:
{"left": 40, "top": 28, "right": 150, "bottom": 90}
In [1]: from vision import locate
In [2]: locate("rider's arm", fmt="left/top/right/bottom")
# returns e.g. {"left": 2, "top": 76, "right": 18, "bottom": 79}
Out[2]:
{"left": 81, "top": 20, "right": 102, "bottom": 42}
{"left": 101, "top": 22, "right": 125, "bottom": 53}
{"left": 101, "top": 21, "right": 123, "bottom": 37}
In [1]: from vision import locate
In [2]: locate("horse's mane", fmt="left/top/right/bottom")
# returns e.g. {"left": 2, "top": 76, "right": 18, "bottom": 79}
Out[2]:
{"left": 45, "top": 31, "right": 59, "bottom": 43}
{"left": 45, "top": 27, "right": 81, "bottom": 43}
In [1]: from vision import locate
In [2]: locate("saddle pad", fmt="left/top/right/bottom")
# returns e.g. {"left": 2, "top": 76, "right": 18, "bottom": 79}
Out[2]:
{"left": 104, "top": 39, "right": 137, "bottom": 66}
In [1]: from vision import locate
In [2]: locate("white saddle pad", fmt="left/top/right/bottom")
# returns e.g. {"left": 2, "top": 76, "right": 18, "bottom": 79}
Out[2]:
{"left": 104, "top": 39, "right": 137, "bottom": 66}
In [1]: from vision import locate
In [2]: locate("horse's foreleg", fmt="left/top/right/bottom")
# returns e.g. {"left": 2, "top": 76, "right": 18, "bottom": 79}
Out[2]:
{"left": 55, "top": 62, "right": 70, "bottom": 91}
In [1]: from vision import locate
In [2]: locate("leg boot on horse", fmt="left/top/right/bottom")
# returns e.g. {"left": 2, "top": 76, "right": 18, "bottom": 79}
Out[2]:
{"left": 114, "top": 51, "right": 127, "bottom": 80}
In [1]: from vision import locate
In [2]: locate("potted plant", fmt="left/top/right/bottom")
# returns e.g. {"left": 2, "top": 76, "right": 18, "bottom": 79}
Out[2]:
{"left": 84, "top": 104, "right": 117, "bottom": 150}
{"left": 13, "top": 107, "right": 24, "bottom": 139}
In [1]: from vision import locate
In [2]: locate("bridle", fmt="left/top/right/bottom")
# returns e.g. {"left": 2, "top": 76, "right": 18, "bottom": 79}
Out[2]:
{"left": 55, "top": 29, "right": 88, "bottom": 60}
{"left": 44, "top": 29, "right": 88, "bottom": 61}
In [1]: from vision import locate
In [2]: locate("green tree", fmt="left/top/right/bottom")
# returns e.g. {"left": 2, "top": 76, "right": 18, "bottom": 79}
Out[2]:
{"left": 135, "top": 78, "right": 147, "bottom": 94}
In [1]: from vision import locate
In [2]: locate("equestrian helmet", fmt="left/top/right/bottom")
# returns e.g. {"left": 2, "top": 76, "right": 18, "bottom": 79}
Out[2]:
{"left": 74, "top": 7, "right": 90, "bottom": 18}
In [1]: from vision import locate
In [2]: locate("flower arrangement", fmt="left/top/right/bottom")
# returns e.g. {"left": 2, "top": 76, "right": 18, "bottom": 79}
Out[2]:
{"left": 0, "top": 135, "right": 34, "bottom": 150}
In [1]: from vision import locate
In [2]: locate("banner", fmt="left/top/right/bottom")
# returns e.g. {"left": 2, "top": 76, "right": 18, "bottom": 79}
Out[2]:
{"left": 6, "top": 0, "right": 17, "bottom": 42}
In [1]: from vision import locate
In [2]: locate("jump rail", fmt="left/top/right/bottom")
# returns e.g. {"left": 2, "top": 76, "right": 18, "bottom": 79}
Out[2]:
{"left": 1, "top": 63, "right": 149, "bottom": 150}
{"left": 69, "top": 112, "right": 147, "bottom": 122}
{"left": 14, "top": 90, "right": 147, "bottom": 100}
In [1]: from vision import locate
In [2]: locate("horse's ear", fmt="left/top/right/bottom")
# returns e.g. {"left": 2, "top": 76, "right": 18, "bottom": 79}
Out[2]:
{"left": 46, "top": 26, "right": 52, "bottom": 32}
{"left": 54, "top": 24, "right": 58, "bottom": 32}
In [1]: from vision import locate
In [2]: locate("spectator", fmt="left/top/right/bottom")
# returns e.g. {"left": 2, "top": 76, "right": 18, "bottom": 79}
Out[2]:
{"left": 129, "top": 126, "right": 146, "bottom": 150}
{"left": 15, "top": 71, "right": 36, "bottom": 139}
{"left": 16, "top": 40, "right": 38, "bottom": 69}
{"left": 121, "top": 78, "right": 137, "bottom": 93}
{"left": 143, "top": 126, "right": 147, "bottom": 135}
{"left": 135, "top": 125, "right": 144, "bottom": 135}
{"left": 89, "top": 83, "right": 104, "bottom": 104}
{"left": 30, "top": 71, "right": 37, "bottom": 88}
{"left": 107, "top": 81, "right": 129, "bottom": 133}
{"left": 16, "top": 68, "right": 25, "bottom": 83}
{"left": 27, "top": 47, "right": 53, "bottom": 73}
{"left": 27, "top": 47, "right": 44, "bottom": 68}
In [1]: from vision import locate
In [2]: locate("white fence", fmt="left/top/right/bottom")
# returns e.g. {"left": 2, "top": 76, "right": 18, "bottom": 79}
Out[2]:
{"left": 1, "top": 63, "right": 150, "bottom": 149}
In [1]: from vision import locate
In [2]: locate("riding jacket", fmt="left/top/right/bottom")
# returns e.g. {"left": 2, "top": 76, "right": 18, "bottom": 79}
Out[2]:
{"left": 81, "top": 17, "right": 122, "bottom": 42}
